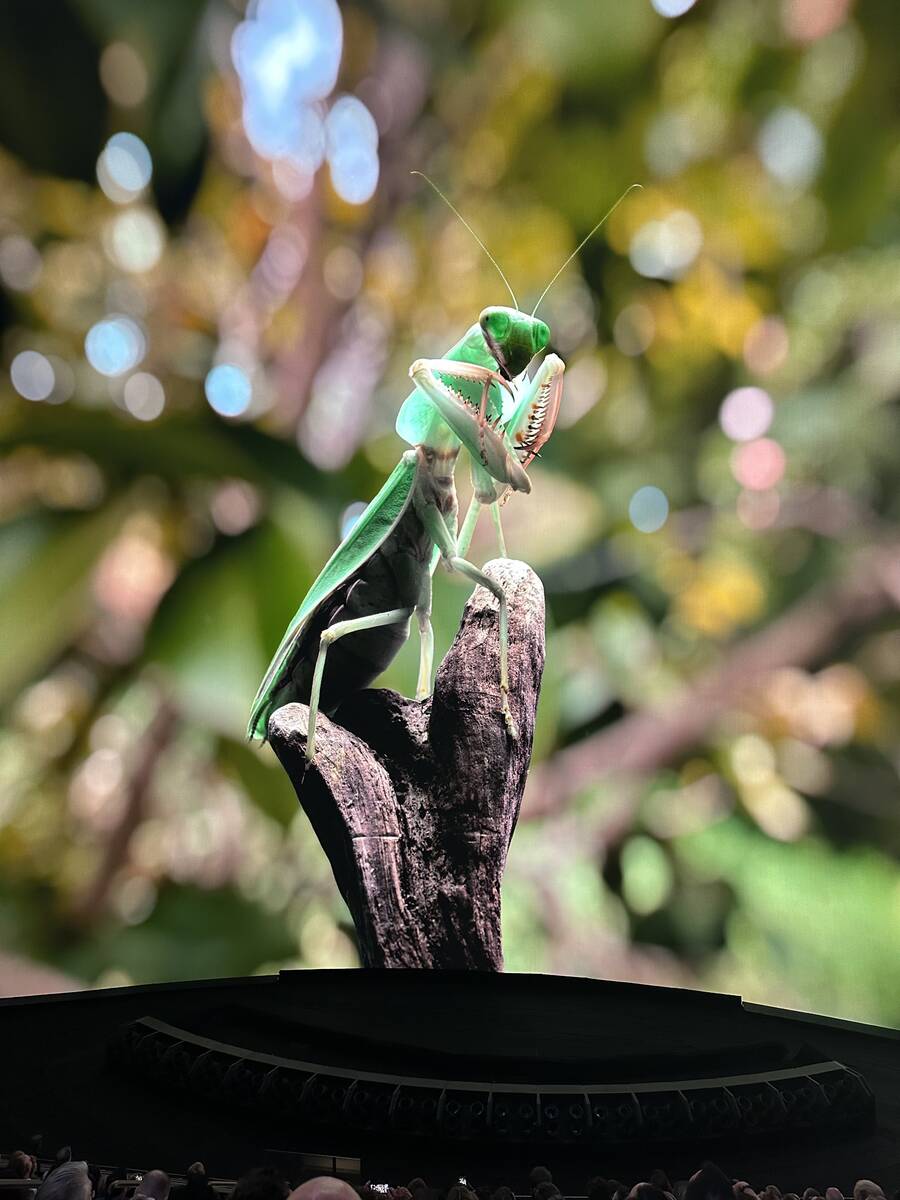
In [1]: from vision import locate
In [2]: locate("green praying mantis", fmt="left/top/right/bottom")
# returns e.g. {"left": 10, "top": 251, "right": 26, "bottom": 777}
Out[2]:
{"left": 248, "top": 179, "right": 639, "bottom": 760}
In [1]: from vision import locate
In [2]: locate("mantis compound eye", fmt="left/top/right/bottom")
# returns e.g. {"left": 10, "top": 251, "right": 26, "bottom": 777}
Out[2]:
{"left": 532, "top": 319, "right": 550, "bottom": 352}
{"left": 481, "top": 309, "right": 511, "bottom": 342}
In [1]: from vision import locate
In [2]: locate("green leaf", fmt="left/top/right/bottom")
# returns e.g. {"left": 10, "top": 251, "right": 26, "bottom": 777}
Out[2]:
{"left": 0, "top": 500, "right": 131, "bottom": 706}
{"left": 146, "top": 537, "right": 264, "bottom": 739}
{"left": 218, "top": 736, "right": 298, "bottom": 829}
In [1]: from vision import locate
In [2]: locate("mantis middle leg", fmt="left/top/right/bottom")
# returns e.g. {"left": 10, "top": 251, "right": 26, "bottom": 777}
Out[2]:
{"left": 416, "top": 495, "right": 517, "bottom": 739}
{"left": 307, "top": 607, "right": 413, "bottom": 761}
{"left": 415, "top": 567, "right": 434, "bottom": 700}
{"left": 454, "top": 495, "right": 506, "bottom": 559}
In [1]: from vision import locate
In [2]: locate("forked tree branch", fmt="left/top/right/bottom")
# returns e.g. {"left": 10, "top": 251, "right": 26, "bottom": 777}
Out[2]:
{"left": 269, "top": 559, "right": 545, "bottom": 969}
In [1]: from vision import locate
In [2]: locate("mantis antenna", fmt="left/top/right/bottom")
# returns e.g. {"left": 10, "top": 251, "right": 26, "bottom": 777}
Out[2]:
{"left": 531, "top": 182, "right": 643, "bottom": 317}
{"left": 411, "top": 170, "right": 519, "bottom": 310}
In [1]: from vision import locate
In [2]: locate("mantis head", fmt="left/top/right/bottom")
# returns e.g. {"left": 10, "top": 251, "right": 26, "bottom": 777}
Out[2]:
{"left": 480, "top": 306, "right": 550, "bottom": 380}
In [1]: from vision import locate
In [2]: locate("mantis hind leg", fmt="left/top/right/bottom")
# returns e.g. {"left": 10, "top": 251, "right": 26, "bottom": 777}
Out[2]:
{"left": 448, "top": 555, "right": 517, "bottom": 740}
{"left": 307, "top": 606, "right": 413, "bottom": 762}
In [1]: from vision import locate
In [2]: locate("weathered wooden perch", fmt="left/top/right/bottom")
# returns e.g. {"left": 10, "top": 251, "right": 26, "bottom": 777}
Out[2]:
{"left": 268, "top": 559, "right": 545, "bottom": 969}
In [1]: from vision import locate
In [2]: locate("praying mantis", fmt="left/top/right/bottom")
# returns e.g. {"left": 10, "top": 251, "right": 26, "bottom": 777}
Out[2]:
{"left": 248, "top": 179, "right": 638, "bottom": 760}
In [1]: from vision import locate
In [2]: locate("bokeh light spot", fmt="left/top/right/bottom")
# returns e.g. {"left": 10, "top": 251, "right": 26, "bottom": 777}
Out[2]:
{"left": 85, "top": 316, "right": 146, "bottom": 376}
{"left": 651, "top": 0, "right": 697, "bottom": 15}
{"left": 328, "top": 144, "right": 379, "bottom": 205}
{"left": 719, "top": 387, "right": 774, "bottom": 442}
{"left": 326, "top": 95, "right": 378, "bottom": 153}
{"left": 340, "top": 500, "right": 368, "bottom": 540}
{"left": 211, "top": 480, "right": 261, "bottom": 535}
{"left": 107, "top": 209, "right": 165, "bottom": 273}
{"left": 0, "top": 235, "right": 42, "bottom": 291}
{"left": 205, "top": 363, "right": 252, "bottom": 418}
{"left": 757, "top": 107, "right": 823, "bottom": 188}
{"left": 232, "top": 0, "right": 342, "bottom": 171}
{"left": 783, "top": 0, "right": 851, "bottom": 43}
{"left": 123, "top": 372, "right": 165, "bottom": 421}
{"left": 557, "top": 356, "right": 607, "bottom": 428}
{"left": 323, "top": 244, "right": 363, "bottom": 300}
{"left": 97, "top": 132, "right": 153, "bottom": 203}
{"left": 621, "top": 835, "right": 673, "bottom": 915}
{"left": 11, "top": 351, "right": 55, "bottom": 401}
{"left": 731, "top": 438, "right": 786, "bottom": 491}
{"left": 629, "top": 485, "right": 669, "bottom": 533}
{"left": 743, "top": 316, "right": 789, "bottom": 375}
{"left": 614, "top": 303, "right": 656, "bottom": 357}
{"left": 630, "top": 210, "right": 702, "bottom": 280}
{"left": 737, "top": 488, "right": 781, "bottom": 530}
{"left": 325, "top": 94, "right": 380, "bottom": 205}
{"left": 99, "top": 43, "right": 148, "bottom": 107}
{"left": 45, "top": 356, "right": 75, "bottom": 404}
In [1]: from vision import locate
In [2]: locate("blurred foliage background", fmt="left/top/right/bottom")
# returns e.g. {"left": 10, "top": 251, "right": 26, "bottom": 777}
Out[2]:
{"left": 1, "top": 0, "right": 900, "bottom": 1023}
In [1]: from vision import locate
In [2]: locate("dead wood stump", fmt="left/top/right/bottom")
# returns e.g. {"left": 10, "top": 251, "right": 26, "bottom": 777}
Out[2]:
{"left": 268, "top": 558, "right": 545, "bottom": 969}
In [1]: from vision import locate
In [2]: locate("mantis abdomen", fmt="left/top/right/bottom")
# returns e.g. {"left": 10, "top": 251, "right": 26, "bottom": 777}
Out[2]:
{"left": 280, "top": 468, "right": 452, "bottom": 721}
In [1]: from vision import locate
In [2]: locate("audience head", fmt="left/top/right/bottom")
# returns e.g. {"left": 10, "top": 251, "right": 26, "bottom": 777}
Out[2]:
{"left": 134, "top": 1172, "right": 170, "bottom": 1200}
{"left": 854, "top": 1184, "right": 885, "bottom": 1200}
{"left": 8, "top": 1147, "right": 895, "bottom": 1200}
{"left": 533, "top": 1185, "right": 560, "bottom": 1200}
{"left": 734, "top": 1184, "right": 758, "bottom": 1200}
{"left": 685, "top": 1163, "right": 735, "bottom": 1200}
{"left": 8, "top": 1154, "right": 35, "bottom": 1180}
{"left": 288, "top": 1183, "right": 359, "bottom": 1200}
{"left": 445, "top": 1187, "right": 476, "bottom": 1200}
{"left": 37, "top": 1163, "right": 91, "bottom": 1200}
{"left": 628, "top": 1186, "right": 669, "bottom": 1200}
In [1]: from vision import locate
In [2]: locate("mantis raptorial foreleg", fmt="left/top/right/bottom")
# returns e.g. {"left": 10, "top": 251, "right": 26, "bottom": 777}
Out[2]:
{"left": 408, "top": 359, "right": 530, "bottom": 495}
{"left": 415, "top": 493, "right": 517, "bottom": 739}
{"left": 307, "top": 606, "right": 413, "bottom": 761}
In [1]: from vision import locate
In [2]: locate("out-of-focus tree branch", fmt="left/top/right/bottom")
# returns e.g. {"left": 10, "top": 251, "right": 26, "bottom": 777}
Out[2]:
{"left": 525, "top": 540, "right": 900, "bottom": 820}
{"left": 272, "top": 36, "right": 429, "bottom": 430}
{"left": 70, "top": 694, "right": 178, "bottom": 925}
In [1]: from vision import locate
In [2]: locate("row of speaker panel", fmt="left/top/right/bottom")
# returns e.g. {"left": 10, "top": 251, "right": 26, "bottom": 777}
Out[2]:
{"left": 110, "top": 1018, "right": 875, "bottom": 1146}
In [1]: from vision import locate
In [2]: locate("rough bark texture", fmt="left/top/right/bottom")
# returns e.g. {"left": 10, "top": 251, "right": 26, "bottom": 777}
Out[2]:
{"left": 268, "top": 559, "right": 545, "bottom": 969}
